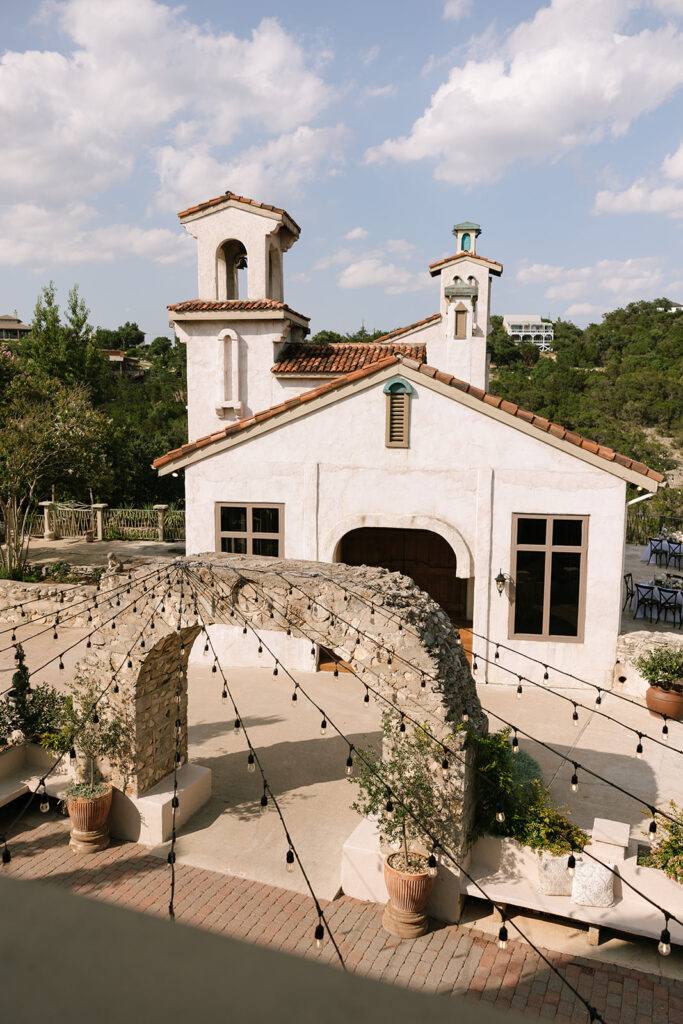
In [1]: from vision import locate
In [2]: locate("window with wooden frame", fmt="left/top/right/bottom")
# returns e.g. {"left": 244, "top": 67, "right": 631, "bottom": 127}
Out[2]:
{"left": 215, "top": 503, "right": 284, "bottom": 557}
{"left": 454, "top": 303, "right": 467, "bottom": 339}
{"left": 509, "top": 514, "right": 588, "bottom": 641}
{"left": 384, "top": 378, "right": 412, "bottom": 448}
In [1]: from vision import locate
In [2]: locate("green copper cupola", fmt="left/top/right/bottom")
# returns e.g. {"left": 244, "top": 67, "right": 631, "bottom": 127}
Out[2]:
{"left": 452, "top": 221, "right": 481, "bottom": 255}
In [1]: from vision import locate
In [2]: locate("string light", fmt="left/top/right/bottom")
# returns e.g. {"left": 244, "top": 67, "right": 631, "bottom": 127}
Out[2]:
{"left": 427, "top": 851, "right": 438, "bottom": 877}
{"left": 247, "top": 753, "right": 255, "bottom": 773}
{"left": 571, "top": 766, "right": 579, "bottom": 793}
{"left": 346, "top": 751, "right": 354, "bottom": 776}
{"left": 516, "top": 679, "right": 523, "bottom": 700}
{"left": 441, "top": 755, "right": 449, "bottom": 778}
{"left": 273, "top": 662, "right": 279, "bottom": 677}
{"left": 494, "top": 645, "right": 500, "bottom": 660}
{"left": 320, "top": 718, "right": 327, "bottom": 736}
{"left": 636, "top": 735, "right": 644, "bottom": 759}
{"left": 543, "top": 666, "right": 549, "bottom": 680}
{"left": 496, "top": 806, "right": 505, "bottom": 824}
{"left": 511, "top": 731, "right": 519, "bottom": 754}
{"left": 39, "top": 786, "right": 50, "bottom": 814}
{"left": 648, "top": 816, "right": 657, "bottom": 840}
{"left": 384, "top": 794, "right": 394, "bottom": 819}
{"left": 286, "top": 848, "right": 295, "bottom": 872}
{"left": 363, "top": 687, "right": 370, "bottom": 706}
{"left": 314, "top": 921, "right": 324, "bottom": 949}
{"left": 567, "top": 853, "right": 576, "bottom": 877}
{"left": 572, "top": 704, "right": 579, "bottom": 727}
{"left": 595, "top": 689, "right": 602, "bottom": 706}
{"left": 291, "top": 688, "right": 298, "bottom": 703}
{"left": 659, "top": 922, "right": 671, "bottom": 957}
{"left": 234, "top": 718, "right": 241, "bottom": 732}
{"left": 399, "top": 716, "right": 406, "bottom": 733}
{"left": 260, "top": 790, "right": 268, "bottom": 814}
{"left": 497, "top": 924, "right": 508, "bottom": 951}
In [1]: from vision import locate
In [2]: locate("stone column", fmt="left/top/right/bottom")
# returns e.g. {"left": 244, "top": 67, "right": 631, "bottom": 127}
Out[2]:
{"left": 38, "top": 500, "right": 55, "bottom": 541}
{"left": 153, "top": 504, "right": 168, "bottom": 542}
{"left": 92, "top": 504, "right": 108, "bottom": 542}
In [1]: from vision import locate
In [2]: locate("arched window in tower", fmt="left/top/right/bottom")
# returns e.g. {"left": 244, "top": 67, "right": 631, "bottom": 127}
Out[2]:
{"left": 267, "top": 245, "right": 283, "bottom": 301}
{"left": 383, "top": 378, "right": 413, "bottom": 448}
{"left": 216, "top": 239, "right": 248, "bottom": 300}
{"left": 461, "top": 232, "right": 471, "bottom": 252}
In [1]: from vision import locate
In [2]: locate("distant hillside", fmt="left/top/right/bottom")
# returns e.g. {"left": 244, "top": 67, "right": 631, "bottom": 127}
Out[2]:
{"left": 488, "top": 300, "right": 683, "bottom": 510}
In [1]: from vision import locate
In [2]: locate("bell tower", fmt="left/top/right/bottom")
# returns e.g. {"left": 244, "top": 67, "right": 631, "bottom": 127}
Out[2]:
{"left": 426, "top": 221, "right": 502, "bottom": 390}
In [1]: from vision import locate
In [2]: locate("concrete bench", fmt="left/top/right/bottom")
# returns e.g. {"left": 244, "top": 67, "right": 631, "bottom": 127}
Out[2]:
{"left": 0, "top": 743, "right": 71, "bottom": 809}
{"left": 341, "top": 818, "right": 683, "bottom": 948}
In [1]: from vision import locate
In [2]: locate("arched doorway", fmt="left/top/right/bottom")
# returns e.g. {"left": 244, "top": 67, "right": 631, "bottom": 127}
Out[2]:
{"left": 338, "top": 527, "right": 470, "bottom": 625}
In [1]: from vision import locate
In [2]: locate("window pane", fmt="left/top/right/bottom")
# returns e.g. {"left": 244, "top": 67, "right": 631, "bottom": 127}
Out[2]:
{"left": 549, "top": 552, "right": 581, "bottom": 636}
{"left": 220, "top": 506, "right": 247, "bottom": 533}
{"left": 253, "top": 538, "right": 279, "bottom": 557}
{"left": 552, "top": 519, "right": 583, "bottom": 547}
{"left": 514, "top": 551, "right": 546, "bottom": 634}
{"left": 221, "top": 536, "right": 247, "bottom": 554}
{"left": 252, "top": 507, "right": 279, "bottom": 534}
{"left": 517, "top": 518, "right": 546, "bottom": 545}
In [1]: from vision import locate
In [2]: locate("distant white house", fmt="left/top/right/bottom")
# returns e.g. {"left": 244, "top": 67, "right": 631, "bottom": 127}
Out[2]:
{"left": 502, "top": 315, "right": 554, "bottom": 351}
{"left": 154, "top": 191, "right": 664, "bottom": 688}
{"left": 0, "top": 312, "right": 31, "bottom": 342}
{"left": 656, "top": 301, "right": 683, "bottom": 313}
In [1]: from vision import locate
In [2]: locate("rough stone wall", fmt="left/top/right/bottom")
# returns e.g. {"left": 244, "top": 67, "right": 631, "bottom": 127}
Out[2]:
{"left": 0, "top": 553, "right": 484, "bottom": 856}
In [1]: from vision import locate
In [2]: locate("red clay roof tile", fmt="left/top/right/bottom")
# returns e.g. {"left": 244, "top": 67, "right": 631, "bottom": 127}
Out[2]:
{"left": 168, "top": 299, "right": 309, "bottom": 321}
{"left": 153, "top": 356, "right": 664, "bottom": 482}
{"left": 271, "top": 341, "right": 426, "bottom": 376}
{"left": 177, "top": 191, "right": 301, "bottom": 234}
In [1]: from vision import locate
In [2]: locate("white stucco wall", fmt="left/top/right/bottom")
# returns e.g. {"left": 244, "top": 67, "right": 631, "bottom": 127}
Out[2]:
{"left": 183, "top": 376, "right": 626, "bottom": 688}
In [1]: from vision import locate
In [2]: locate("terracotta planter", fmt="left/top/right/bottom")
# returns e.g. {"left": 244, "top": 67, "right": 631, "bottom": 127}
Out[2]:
{"left": 645, "top": 684, "right": 683, "bottom": 721}
{"left": 67, "top": 783, "right": 113, "bottom": 853}
{"left": 382, "top": 852, "right": 435, "bottom": 938}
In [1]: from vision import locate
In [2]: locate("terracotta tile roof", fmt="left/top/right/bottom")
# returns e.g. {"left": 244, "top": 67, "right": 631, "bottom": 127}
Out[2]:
{"left": 154, "top": 356, "right": 664, "bottom": 484}
{"left": 272, "top": 341, "right": 426, "bottom": 375}
{"left": 371, "top": 313, "right": 441, "bottom": 344}
{"left": 428, "top": 252, "right": 503, "bottom": 276}
{"left": 177, "top": 191, "right": 301, "bottom": 234}
{"left": 168, "top": 299, "right": 310, "bottom": 322}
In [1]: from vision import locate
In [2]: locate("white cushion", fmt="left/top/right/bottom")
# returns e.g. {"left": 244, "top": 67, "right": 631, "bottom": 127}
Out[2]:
{"left": 571, "top": 861, "right": 615, "bottom": 908}
{"left": 537, "top": 852, "right": 573, "bottom": 896}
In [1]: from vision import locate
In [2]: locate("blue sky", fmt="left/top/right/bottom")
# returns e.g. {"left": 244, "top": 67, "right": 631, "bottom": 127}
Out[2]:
{"left": 2, "top": 0, "right": 683, "bottom": 340}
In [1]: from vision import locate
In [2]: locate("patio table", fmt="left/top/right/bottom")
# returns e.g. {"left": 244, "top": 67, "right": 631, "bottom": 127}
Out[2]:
{"left": 634, "top": 579, "right": 683, "bottom": 622}
{"left": 640, "top": 538, "right": 679, "bottom": 563}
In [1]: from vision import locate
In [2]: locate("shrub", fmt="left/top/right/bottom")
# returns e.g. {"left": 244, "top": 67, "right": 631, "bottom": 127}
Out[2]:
{"left": 635, "top": 648, "right": 683, "bottom": 692}
{"left": 470, "top": 727, "right": 588, "bottom": 856}
{"left": 0, "top": 645, "right": 65, "bottom": 746}
{"left": 642, "top": 801, "right": 683, "bottom": 884}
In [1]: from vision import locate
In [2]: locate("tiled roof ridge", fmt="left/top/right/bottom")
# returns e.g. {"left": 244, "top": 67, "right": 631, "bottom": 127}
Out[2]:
{"left": 177, "top": 191, "right": 301, "bottom": 233}
{"left": 429, "top": 252, "right": 503, "bottom": 271}
{"left": 167, "top": 299, "right": 310, "bottom": 321}
{"left": 371, "top": 313, "right": 441, "bottom": 343}
{"left": 153, "top": 355, "right": 663, "bottom": 483}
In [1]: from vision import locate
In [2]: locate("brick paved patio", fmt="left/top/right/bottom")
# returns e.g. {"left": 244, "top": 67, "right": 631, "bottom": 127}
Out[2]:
{"left": 2, "top": 810, "right": 682, "bottom": 1024}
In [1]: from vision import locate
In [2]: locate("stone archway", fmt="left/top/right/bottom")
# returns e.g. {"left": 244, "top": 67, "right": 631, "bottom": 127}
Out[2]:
{"left": 0, "top": 553, "right": 484, "bottom": 858}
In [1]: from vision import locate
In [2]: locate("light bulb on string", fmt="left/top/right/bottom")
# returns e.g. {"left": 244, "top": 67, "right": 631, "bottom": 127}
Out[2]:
{"left": 286, "top": 849, "right": 295, "bottom": 873}
{"left": 385, "top": 794, "right": 394, "bottom": 819}
{"left": 658, "top": 926, "right": 671, "bottom": 957}
{"left": 314, "top": 922, "right": 324, "bottom": 949}
{"left": 221, "top": 687, "right": 228, "bottom": 704}
{"left": 320, "top": 719, "right": 327, "bottom": 736}
{"left": 421, "top": 675, "right": 426, "bottom": 689}
{"left": 260, "top": 792, "right": 268, "bottom": 814}
{"left": 69, "top": 747, "right": 76, "bottom": 763}
{"left": 39, "top": 788, "right": 50, "bottom": 814}
{"left": 247, "top": 753, "right": 255, "bottom": 773}
{"left": 543, "top": 666, "right": 549, "bottom": 681}
{"left": 346, "top": 753, "right": 354, "bottom": 776}
{"left": 516, "top": 680, "right": 523, "bottom": 700}
{"left": 496, "top": 806, "right": 505, "bottom": 823}
{"left": 649, "top": 817, "right": 657, "bottom": 840}
{"left": 472, "top": 656, "right": 478, "bottom": 672}
{"left": 497, "top": 924, "right": 508, "bottom": 950}
{"left": 273, "top": 662, "right": 279, "bottom": 677}
{"left": 257, "top": 644, "right": 263, "bottom": 658}
{"left": 291, "top": 689, "right": 298, "bottom": 703}
{"left": 333, "top": 665, "right": 339, "bottom": 678}
{"left": 511, "top": 732, "right": 519, "bottom": 754}
{"left": 567, "top": 852, "right": 576, "bottom": 877}
{"left": 363, "top": 687, "right": 370, "bottom": 707}
{"left": 462, "top": 708, "right": 469, "bottom": 723}
{"left": 113, "top": 683, "right": 119, "bottom": 694}
{"left": 662, "top": 718, "right": 669, "bottom": 740}
{"left": 441, "top": 755, "right": 449, "bottom": 778}
{"left": 427, "top": 852, "right": 438, "bottom": 877}
{"left": 636, "top": 735, "right": 643, "bottom": 759}
{"left": 234, "top": 718, "right": 241, "bottom": 733}
{"left": 595, "top": 690, "right": 602, "bottom": 706}
{"left": 494, "top": 646, "right": 500, "bottom": 660}
{"left": 399, "top": 716, "right": 406, "bottom": 733}
{"left": 571, "top": 767, "right": 579, "bottom": 793}
{"left": 572, "top": 705, "right": 579, "bottom": 726}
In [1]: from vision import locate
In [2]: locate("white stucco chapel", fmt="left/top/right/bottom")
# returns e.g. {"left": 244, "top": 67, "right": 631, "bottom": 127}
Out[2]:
{"left": 155, "top": 190, "right": 663, "bottom": 687}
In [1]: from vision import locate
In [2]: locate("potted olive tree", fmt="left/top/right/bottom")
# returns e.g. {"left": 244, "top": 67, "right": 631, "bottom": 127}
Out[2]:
{"left": 44, "top": 675, "right": 133, "bottom": 853}
{"left": 636, "top": 648, "right": 683, "bottom": 720}
{"left": 349, "top": 710, "right": 451, "bottom": 938}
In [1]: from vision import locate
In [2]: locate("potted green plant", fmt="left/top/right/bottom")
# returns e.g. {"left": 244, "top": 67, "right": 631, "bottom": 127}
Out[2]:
{"left": 349, "top": 711, "right": 451, "bottom": 938}
{"left": 640, "top": 800, "right": 683, "bottom": 885}
{"left": 43, "top": 675, "right": 133, "bottom": 853}
{"left": 635, "top": 648, "right": 683, "bottom": 720}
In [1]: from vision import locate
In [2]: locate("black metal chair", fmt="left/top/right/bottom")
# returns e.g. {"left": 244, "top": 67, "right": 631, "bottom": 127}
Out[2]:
{"left": 647, "top": 538, "right": 667, "bottom": 566}
{"left": 656, "top": 587, "right": 683, "bottom": 628}
{"left": 634, "top": 583, "right": 660, "bottom": 623}
{"left": 666, "top": 540, "right": 682, "bottom": 569}
{"left": 623, "top": 572, "right": 635, "bottom": 611}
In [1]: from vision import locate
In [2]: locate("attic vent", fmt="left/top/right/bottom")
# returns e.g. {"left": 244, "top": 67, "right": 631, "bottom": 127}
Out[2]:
{"left": 384, "top": 378, "right": 412, "bottom": 448}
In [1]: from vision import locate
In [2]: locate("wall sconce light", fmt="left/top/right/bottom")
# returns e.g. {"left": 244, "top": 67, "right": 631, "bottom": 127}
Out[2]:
{"left": 495, "top": 570, "right": 514, "bottom": 595}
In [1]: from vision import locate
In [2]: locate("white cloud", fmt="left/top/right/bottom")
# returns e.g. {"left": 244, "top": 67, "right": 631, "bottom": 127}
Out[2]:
{"left": 338, "top": 258, "right": 430, "bottom": 295}
{"left": 595, "top": 139, "right": 683, "bottom": 217}
{"left": 443, "top": 0, "right": 472, "bottom": 21}
{"left": 517, "top": 256, "right": 676, "bottom": 310}
{"left": 345, "top": 227, "right": 368, "bottom": 240}
{"left": 0, "top": 202, "right": 192, "bottom": 268}
{"left": 364, "top": 84, "right": 397, "bottom": 99}
{"left": 0, "top": 2, "right": 333, "bottom": 204}
{"left": 366, "top": 0, "right": 683, "bottom": 185}
{"left": 361, "top": 45, "right": 380, "bottom": 65}
{"left": 154, "top": 124, "right": 348, "bottom": 212}
{"left": 564, "top": 303, "right": 603, "bottom": 317}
